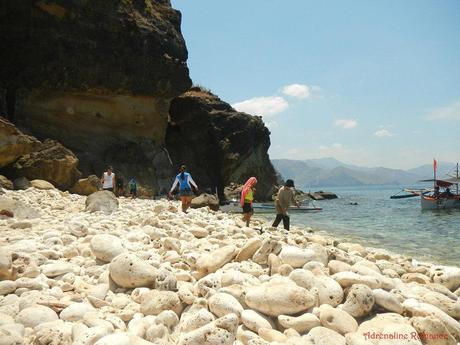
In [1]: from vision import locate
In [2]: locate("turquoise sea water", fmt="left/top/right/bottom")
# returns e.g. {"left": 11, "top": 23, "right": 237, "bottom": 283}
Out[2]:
{"left": 274, "top": 186, "right": 459, "bottom": 266}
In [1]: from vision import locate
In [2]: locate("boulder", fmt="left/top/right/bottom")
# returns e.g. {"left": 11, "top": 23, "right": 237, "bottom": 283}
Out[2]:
{"left": 372, "top": 289, "right": 403, "bottom": 314}
{"left": 12, "top": 177, "right": 31, "bottom": 190}
{"left": 208, "top": 293, "right": 244, "bottom": 318}
{"left": 0, "top": 175, "right": 13, "bottom": 190}
{"left": 0, "top": 196, "right": 41, "bottom": 219}
{"left": 0, "top": 250, "right": 15, "bottom": 280}
{"left": 196, "top": 245, "right": 237, "bottom": 273}
{"left": 190, "top": 193, "right": 219, "bottom": 211}
{"left": 15, "top": 305, "right": 58, "bottom": 328}
{"left": 7, "top": 139, "right": 81, "bottom": 190}
{"left": 302, "top": 326, "right": 346, "bottom": 345}
{"left": 85, "top": 191, "right": 119, "bottom": 214}
{"left": 241, "top": 309, "right": 274, "bottom": 333}
{"left": 0, "top": 116, "right": 40, "bottom": 168}
{"left": 278, "top": 313, "right": 320, "bottom": 334}
{"left": 140, "top": 290, "right": 183, "bottom": 317}
{"left": 109, "top": 253, "right": 157, "bottom": 288}
{"left": 235, "top": 238, "right": 262, "bottom": 262}
{"left": 224, "top": 183, "right": 243, "bottom": 201}
{"left": 341, "top": 284, "right": 375, "bottom": 318}
{"left": 245, "top": 280, "right": 316, "bottom": 317}
{"left": 41, "top": 262, "right": 75, "bottom": 278}
{"left": 90, "top": 234, "right": 125, "bottom": 262}
{"left": 317, "top": 304, "right": 358, "bottom": 335}
{"left": 430, "top": 266, "right": 460, "bottom": 291}
{"left": 357, "top": 313, "right": 422, "bottom": 345}
{"left": 403, "top": 298, "right": 460, "bottom": 340}
{"left": 30, "top": 179, "right": 55, "bottom": 190}
{"left": 410, "top": 316, "right": 457, "bottom": 345}
{"left": 71, "top": 175, "right": 101, "bottom": 195}
{"left": 59, "top": 303, "right": 93, "bottom": 322}
{"left": 279, "top": 245, "right": 318, "bottom": 268}
{"left": 178, "top": 313, "right": 238, "bottom": 345}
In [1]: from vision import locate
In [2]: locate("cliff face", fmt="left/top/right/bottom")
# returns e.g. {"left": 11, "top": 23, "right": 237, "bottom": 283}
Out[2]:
{"left": 0, "top": 0, "right": 191, "bottom": 190}
{"left": 166, "top": 89, "right": 278, "bottom": 200}
{"left": 0, "top": 1, "right": 277, "bottom": 196}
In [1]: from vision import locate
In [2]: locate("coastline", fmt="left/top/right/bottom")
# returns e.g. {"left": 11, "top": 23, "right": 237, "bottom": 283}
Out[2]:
{"left": 0, "top": 187, "right": 459, "bottom": 344}
{"left": 253, "top": 213, "right": 459, "bottom": 267}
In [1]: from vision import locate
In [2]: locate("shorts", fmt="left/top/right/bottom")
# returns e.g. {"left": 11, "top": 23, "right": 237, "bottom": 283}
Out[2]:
{"left": 179, "top": 188, "right": 193, "bottom": 197}
{"left": 242, "top": 203, "right": 253, "bottom": 213}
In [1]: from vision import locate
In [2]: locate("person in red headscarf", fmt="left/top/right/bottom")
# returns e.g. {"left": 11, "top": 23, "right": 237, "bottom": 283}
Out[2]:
{"left": 241, "top": 177, "right": 257, "bottom": 227}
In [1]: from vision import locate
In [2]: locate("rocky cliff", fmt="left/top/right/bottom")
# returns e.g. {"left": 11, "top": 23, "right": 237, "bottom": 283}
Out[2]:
{"left": 0, "top": 1, "right": 277, "bottom": 198}
{"left": 166, "top": 88, "right": 278, "bottom": 200}
{"left": 0, "top": 0, "right": 191, "bottom": 191}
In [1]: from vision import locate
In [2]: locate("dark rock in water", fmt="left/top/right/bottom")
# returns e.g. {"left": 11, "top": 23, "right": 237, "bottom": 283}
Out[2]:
{"left": 85, "top": 191, "right": 119, "bottom": 214}
{"left": 167, "top": 89, "right": 278, "bottom": 201}
{"left": 309, "top": 191, "right": 338, "bottom": 200}
{"left": 0, "top": 196, "right": 41, "bottom": 219}
{"left": 71, "top": 175, "right": 102, "bottom": 196}
{"left": 0, "top": 117, "right": 41, "bottom": 168}
{"left": 7, "top": 139, "right": 81, "bottom": 190}
{"left": 0, "top": 175, "right": 13, "bottom": 190}
{"left": 191, "top": 193, "right": 219, "bottom": 211}
{"left": 13, "top": 177, "right": 31, "bottom": 190}
{"left": 0, "top": 0, "right": 191, "bottom": 193}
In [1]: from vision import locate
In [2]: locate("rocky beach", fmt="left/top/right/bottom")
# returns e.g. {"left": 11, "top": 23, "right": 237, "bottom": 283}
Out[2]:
{"left": 1, "top": 186, "right": 459, "bottom": 345}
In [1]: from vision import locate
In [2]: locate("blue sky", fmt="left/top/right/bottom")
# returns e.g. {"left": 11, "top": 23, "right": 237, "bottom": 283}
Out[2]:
{"left": 171, "top": 0, "right": 460, "bottom": 169}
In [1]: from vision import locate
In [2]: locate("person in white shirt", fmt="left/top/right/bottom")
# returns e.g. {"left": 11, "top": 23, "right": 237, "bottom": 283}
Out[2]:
{"left": 101, "top": 166, "right": 116, "bottom": 192}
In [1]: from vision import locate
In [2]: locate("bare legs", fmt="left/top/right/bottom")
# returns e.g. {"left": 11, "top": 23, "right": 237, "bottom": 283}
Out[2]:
{"left": 242, "top": 212, "right": 253, "bottom": 227}
{"left": 180, "top": 196, "right": 193, "bottom": 213}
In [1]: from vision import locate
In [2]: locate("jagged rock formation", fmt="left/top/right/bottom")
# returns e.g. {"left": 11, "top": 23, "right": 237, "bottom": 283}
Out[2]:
{"left": 1, "top": 117, "right": 81, "bottom": 190}
{"left": 0, "top": 117, "right": 40, "bottom": 168}
{"left": 166, "top": 88, "right": 278, "bottom": 200}
{"left": 6, "top": 139, "right": 81, "bottom": 190}
{"left": 0, "top": 0, "right": 191, "bottom": 192}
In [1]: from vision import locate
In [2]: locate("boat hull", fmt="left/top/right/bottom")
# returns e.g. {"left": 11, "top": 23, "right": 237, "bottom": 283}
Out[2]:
{"left": 421, "top": 195, "right": 460, "bottom": 210}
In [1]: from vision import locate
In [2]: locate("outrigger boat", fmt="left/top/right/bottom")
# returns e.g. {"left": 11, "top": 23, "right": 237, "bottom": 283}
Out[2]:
{"left": 390, "top": 188, "right": 431, "bottom": 199}
{"left": 419, "top": 161, "right": 460, "bottom": 210}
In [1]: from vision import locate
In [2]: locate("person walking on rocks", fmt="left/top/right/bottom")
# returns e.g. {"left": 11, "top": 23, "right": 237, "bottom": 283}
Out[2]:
{"left": 169, "top": 165, "right": 198, "bottom": 213}
{"left": 101, "top": 166, "right": 116, "bottom": 193}
{"left": 272, "top": 179, "right": 299, "bottom": 231}
{"left": 128, "top": 177, "right": 137, "bottom": 198}
{"left": 241, "top": 177, "right": 257, "bottom": 227}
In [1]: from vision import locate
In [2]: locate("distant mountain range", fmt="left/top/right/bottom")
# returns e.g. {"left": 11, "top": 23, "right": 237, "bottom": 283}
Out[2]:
{"left": 271, "top": 158, "right": 458, "bottom": 188}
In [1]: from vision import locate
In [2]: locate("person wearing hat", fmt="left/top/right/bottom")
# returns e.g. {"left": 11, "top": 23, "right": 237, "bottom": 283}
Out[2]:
{"left": 272, "top": 179, "right": 299, "bottom": 230}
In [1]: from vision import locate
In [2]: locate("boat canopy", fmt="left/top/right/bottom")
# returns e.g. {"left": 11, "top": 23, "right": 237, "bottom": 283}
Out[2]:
{"left": 443, "top": 177, "right": 460, "bottom": 184}
{"left": 418, "top": 179, "right": 455, "bottom": 187}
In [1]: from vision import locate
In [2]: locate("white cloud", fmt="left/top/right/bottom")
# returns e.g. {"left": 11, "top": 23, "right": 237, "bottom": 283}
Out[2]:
{"left": 374, "top": 129, "right": 394, "bottom": 138}
{"left": 334, "top": 119, "right": 357, "bottom": 129}
{"left": 426, "top": 101, "right": 460, "bottom": 121}
{"left": 232, "top": 96, "right": 288, "bottom": 117}
{"left": 265, "top": 121, "right": 278, "bottom": 129}
{"left": 281, "top": 84, "right": 311, "bottom": 99}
